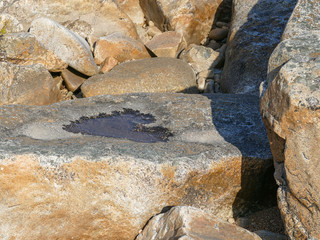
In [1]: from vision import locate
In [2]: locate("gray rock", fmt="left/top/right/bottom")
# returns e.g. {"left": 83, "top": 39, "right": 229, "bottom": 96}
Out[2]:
{"left": 221, "top": 0, "right": 297, "bottom": 96}
{"left": 254, "top": 230, "right": 287, "bottom": 240}
{"left": 0, "top": 93, "right": 272, "bottom": 239}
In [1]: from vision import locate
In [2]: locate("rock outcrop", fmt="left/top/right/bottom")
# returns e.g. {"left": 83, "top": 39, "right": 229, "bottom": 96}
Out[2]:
{"left": 221, "top": 0, "right": 297, "bottom": 96}
{"left": 260, "top": 0, "right": 320, "bottom": 239}
{"left": 136, "top": 206, "right": 262, "bottom": 240}
{"left": 0, "top": 93, "right": 272, "bottom": 239}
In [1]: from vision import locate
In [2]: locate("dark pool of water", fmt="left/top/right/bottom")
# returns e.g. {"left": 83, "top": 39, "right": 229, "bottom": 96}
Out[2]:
{"left": 62, "top": 108, "right": 173, "bottom": 143}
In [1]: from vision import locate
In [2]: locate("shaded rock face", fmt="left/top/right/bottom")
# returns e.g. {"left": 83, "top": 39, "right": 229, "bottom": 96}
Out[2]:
{"left": 29, "top": 17, "right": 99, "bottom": 76}
{"left": 81, "top": 58, "right": 197, "bottom": 96}
{"left": 139, "top": 0, "right": 224, "bottom": 45}
{"left": 2, "top": 0, "right": 139, "bottom": 39}
{"left": 0, "top": 62, "right": 61, "bottom": 106}
{"left": 0, "top": 93, "right": 272, "bottom": 240}
{"left": 220, "top": 0, "right": 297, "bottom": 96}
{"left": 136, "top": 206, "right": 262, "bottom": 240}
{"left": 260, "top": 1, "right": 320, "bottom": 239}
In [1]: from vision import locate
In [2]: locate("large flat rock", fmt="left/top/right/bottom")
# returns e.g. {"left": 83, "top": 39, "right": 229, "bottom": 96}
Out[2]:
{"left": 0, "top": 93, "right": 272, "bottom": 239}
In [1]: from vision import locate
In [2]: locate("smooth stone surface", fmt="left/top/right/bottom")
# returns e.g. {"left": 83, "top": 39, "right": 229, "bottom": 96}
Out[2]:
{"left": 221, "top": 0, "right": 297, "bottom": 96}
{"left": 136, "top": 206, "right": 262, "bottom": 240}
{"left": 0, "top": 93, "right": 272, "bottom": 239}
{"left": 139, "top": 0, "right": 223, "bottom": 45}
{"left": 29, "top": 17, "right": 98, "bottom": 76}
{"left": 254, "top": 230, "right": 287, "bottom": 240}
{"left": 94, "top": 33, "right": 150, "bottom": 65}
{"left": 0, "top": 32, "right": 67, "bottom": 72}
{"left": 0, "top": 62, "right": 61, "bottom": 106}
{"left": 61, "top": 68, "right": 88, "bottom": 92}
{"left": 81, "top": 58, "right": 198, "bottom": 96}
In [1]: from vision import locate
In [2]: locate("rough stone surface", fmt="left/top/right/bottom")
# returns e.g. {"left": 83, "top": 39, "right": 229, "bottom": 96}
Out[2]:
{"left": 136, "top": 206, "right": 262, "bottom": 240}
{"left": 94, "top": 33, "right": 150, "bottom": 65}
{"left": 0, "top": 93, "right": 272, "bottom": 239}
{"left": 139, "top": 0, "right": 223, "bottom": 45}
{"left": 0, "top": 13, "right": 23, "bottom": 33}
{"left": 221, "top": 0, "right": 297, "bottom": 96}
{"left": 0, "top": 62, "right": 61, "bottom": 106}
{"left": 261, "top": 56, "right": 320, "bottom": 240}
{"left": 113, "top": 0, "right": 145, "bottom": 26}
{"left": 145, "top": 31, "right": 186, "bottom": 58}
{"left": 260, "top": 1, "right": 320, "bottom": 239}
{"left": 180, "top": 44, "right": 224, "bottom": 73}
{"left": 282, "top": 0, "right": 320, "bottom": 40}
{"left": 81, "top": 58, "right": 198, "bottom": 96}
{"left": 29, "top": 17, "right": 99, "bottom": 76}
{"left": 2, "top": 0, "right": 139, "bottom": 40}
{"left": 0, "top": 32, "right": 68, "bottom": 72}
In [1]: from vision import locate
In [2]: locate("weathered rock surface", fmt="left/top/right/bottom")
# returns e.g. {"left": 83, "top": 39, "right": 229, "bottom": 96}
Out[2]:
{"left": 94, "top": 33, "right": 150, "bottom": 65}
{"left": 180, "top": 44, "right": 224, "bottom": 74}
{"left": 261, "top": 55, "right": 320, "bottom": 240}
{"left": 0, "top": 93, "right": 272, "bottom": 239}
{"left": 81, "top": 58, "right": 197, "bottom": 96}
{"left": 0, "top": 13, "right": 23, "bottom": 33}
{"left": 145, "top": 31, "right": 186, "bottom": 58}
{"left": 113, "top": 0, "right": 145, "bottom": 26}
{"left": 136, "top": 206, "right": 262, "bottom": 240}
{"left": 281, "top": 0, "right": 320, "bottom": 40}
{"left": 29, "top": 17, "right": 98, "bottom": 76}
{"left": 0, "top": 32, "right": 68, "bottom": 72}
{"left": 221, "top": 0, "right": 297, "bottom": 96}
{"left": 3, "top": 0, "right": 139, "bottom": 40}
{"left": 0, "top": 62, "right": 61, "bottom": 106}
{"left": 260, "top": 1, "right": 320, "bottom": 239}
{"left": 139, "top": 0, "right": 223, "bottom": 45}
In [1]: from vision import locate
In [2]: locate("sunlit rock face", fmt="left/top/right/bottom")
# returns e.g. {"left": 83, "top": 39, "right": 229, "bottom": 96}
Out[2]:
{"left": 0, "top": 93, "right": 272, "bottom": 239}
{"left": 260, "top": 0, "right": 320, "bottom": 239}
